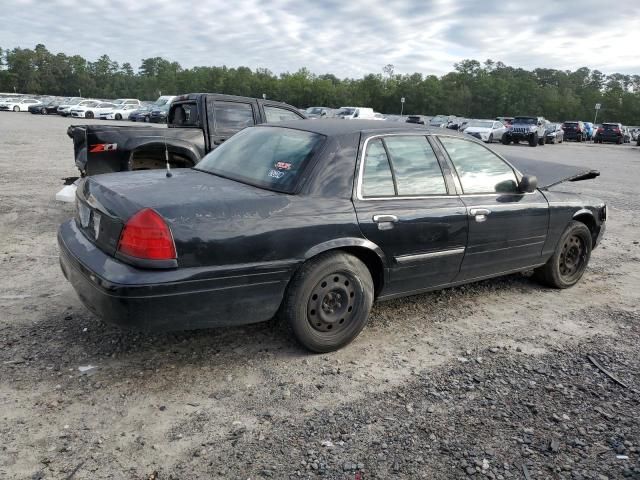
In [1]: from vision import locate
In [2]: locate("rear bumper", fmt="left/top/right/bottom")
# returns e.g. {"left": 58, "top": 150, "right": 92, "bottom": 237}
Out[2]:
{"left": 595, "top": 133, "right": 621, "bottom": 143}
{"left": 563, "top": 132, "right": 582, "bottom": 140}
{"left": 58, "top": 220, "right": 295, "bottom": 331}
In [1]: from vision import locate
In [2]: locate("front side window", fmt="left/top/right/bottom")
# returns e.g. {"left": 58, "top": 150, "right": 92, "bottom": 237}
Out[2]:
{"left": 213, "top": 101, "right": 255, "bottom": 135}
{"left": 438, "top": 137, "right": 518, "bottom": 194}
{"left": 196, "top": 126, "right": 324, "bottom": 193}
{"left": 264, "top": 106, "right": 303, "bottom": 122}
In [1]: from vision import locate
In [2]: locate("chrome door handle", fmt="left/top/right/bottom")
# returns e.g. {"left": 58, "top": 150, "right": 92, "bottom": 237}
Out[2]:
{"left": 469, "top": 208, "right": 491, "bottom": 223}
{"left": 373, "top": 214, "right": 398, "bottom": 223}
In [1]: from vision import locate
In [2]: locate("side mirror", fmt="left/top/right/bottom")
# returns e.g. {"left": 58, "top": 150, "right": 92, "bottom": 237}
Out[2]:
{"left": 519, "top": 174, "right": 538, "bottom": 193}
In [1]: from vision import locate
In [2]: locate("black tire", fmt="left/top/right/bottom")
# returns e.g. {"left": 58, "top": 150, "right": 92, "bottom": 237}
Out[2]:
{"left": 529, "top": 133, "right": 538, "bottom": 147}
{"left": 538, "top": 135, "right": 546, "bottom": 146}
{"left": 501, "top": 135, "right": 511, "bottom": 145}
{"left": 534, "top": 221, "right": 592, "bottom": 289}
{"left": 487, "top": 133, "right": 493, "bottom": 143}
{"left": 280, "top": 251, "right": 374, "bottom": 353}
{"left": 577, "top": 134, "right": 582, "bottom": 142}
{"left": 144, "top": 116, "right": 150, "bottom": 123}
{"left": 85, "top": 111, "right": 94, "bottom": 119}
{"left": 41, "top": 108, "right": 48, "bottom": 115}
{"left": 115, "top": 113, "right": 122, "bottom": 120}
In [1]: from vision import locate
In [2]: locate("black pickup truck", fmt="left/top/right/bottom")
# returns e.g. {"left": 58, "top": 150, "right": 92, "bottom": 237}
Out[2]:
{"left": 67, "top": 93, "right": 307, "bottom": 177}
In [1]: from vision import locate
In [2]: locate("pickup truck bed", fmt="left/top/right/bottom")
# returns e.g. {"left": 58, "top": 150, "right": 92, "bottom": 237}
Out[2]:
{"left": 66, "top": 93, "right": 306, "bottom": 177}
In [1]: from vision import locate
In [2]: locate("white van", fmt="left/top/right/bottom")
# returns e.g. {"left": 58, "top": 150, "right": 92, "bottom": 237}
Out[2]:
{"left": 335, "top": 106, "right": 376, "bottom": 120}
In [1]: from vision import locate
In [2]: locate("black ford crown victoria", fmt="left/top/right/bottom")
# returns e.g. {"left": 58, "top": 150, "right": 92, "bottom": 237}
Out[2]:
{"left": 58, "top": 120, "right": 606, "bottom": 352}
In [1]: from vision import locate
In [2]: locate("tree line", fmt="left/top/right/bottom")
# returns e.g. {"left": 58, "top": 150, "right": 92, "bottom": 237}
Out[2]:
{"left": 1, "top": 44, "right": 639, "bottom": 124}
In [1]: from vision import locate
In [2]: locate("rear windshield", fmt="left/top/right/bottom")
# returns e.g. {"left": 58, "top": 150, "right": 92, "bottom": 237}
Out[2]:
{"left": 564, "top": 122, "right": 578, "bottom": 126}
{"left": 195, "top": 126, "right": 325, "bottom": 193}
{"left": 169, "top": 102, "right": 199, "bottom": 127}
{"left": 514, "top": 117, "right": 536, "bottom": 124}
{"left": 603, "top": 123, "right": 619, "bottom": 128}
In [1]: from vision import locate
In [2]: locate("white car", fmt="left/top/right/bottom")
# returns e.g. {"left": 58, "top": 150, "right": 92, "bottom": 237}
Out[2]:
{"left": 112, "top": 98, "right": 141, "bottom": 107}
{"left": 0, "top": 98, "right": 41, "bottom": 112}
{"left": 464, "top": 119, "right": 507, "bottom": 143}
{"left": 57, "top": 98, "right": 85, "bottom": 116}
{"left": 70, "top": 101, "right": 116, "bottom": 119}
{"left": 99, "top": 104, "right": 140, "bottom": 120}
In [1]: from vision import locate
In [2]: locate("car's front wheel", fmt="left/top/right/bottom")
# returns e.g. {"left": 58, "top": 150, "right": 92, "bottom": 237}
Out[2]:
{"left": 529, "top": 133, "right": 538, "bottom": 147}
{"left": 281, "top": 252, "right": 374, "bottom": 352}
{"left": 501, "top": 135, "right": 511, "bottom": 145}
{"left": 115, "top": 113, "right": 122, "bottom": 120}
{"left": 85, "top": 111, "right": 94, "bottom": 119}
{"left": 534, "top": 221, "right": 592, "bottom": 289}
{"left": 13, "top": 106, "right": 19, "bottom": 112}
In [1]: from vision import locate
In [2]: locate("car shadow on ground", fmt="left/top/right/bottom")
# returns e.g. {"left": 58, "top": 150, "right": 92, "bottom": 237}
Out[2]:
{"left": 0, "top": 272, "right": 549, "bottom": 378}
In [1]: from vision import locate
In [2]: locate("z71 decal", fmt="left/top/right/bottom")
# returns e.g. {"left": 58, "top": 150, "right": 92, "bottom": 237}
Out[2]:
{"left": 89, "top": 143, "right": 118, "bottom": 153}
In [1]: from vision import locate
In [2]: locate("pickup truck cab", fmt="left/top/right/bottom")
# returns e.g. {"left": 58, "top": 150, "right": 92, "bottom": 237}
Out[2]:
{"left": 67, "top": 93, "right": 306, "bottom": 177}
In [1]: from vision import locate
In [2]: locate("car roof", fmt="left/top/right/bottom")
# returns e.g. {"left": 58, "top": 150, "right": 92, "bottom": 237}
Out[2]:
{"left": 259, "top": 119, "right": 461, "bottom": 137}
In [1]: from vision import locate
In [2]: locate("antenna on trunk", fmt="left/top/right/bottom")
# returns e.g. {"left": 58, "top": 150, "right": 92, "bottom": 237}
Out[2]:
{"left": 164, "top": 137, "right": 172, "bottom": 178}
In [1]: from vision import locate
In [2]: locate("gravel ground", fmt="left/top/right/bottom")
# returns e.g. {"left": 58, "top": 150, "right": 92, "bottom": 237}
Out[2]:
{"left": 1, "top": 113, "right": 639, "bottom": 479}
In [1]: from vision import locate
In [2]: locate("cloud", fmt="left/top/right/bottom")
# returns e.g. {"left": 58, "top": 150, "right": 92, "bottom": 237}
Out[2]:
{"left": 2, "top": 0, "right": 639, "bottom": 77}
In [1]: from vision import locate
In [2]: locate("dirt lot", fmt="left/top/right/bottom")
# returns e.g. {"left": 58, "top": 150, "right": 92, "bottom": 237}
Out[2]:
{"left": 1, "top": 113, "right": 639, "bottom": 480}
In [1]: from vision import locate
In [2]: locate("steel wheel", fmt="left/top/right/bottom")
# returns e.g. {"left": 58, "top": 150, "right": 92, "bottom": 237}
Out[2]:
{"left": 307, "top": 272, "right": 358, "bottom": 334}
{"left": 281, "top": 251, "right": 373, "bottom": 352}
{"left": 558, "top": 234, "right": 586, "bottom": 282}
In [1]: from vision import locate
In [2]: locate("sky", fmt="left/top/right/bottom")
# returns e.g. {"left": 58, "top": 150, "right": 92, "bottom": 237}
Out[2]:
{"left": 2, "top": 0, "right": 640, "bottom": 78}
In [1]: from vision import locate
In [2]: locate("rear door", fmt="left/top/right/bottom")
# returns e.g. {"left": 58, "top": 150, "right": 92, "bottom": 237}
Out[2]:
{"left": 353, "top": 134, "right": 468, "bottom": 295}
{"left": 206, "top": 98, "right": 257, "bottom": 148}
{"left": 435, "top": 136, "right": 549, "bottom": 281}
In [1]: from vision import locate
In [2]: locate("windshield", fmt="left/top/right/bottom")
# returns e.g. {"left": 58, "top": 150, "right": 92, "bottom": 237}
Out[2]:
{"left": 514, "top": 117, "right": 537, "bottom": 124}
{"left": 468, "top": 121, "right": 494, "bottom": 128}
{"left": 336, "top": 107, "right": 355, "bottom": 116}
{"left": 154, "top": 97, "right": 172, "bottom": 106}
{"left": 97, "top": 103, "right": 114, "bottom": 108}
{"left": 196, "top": 126, "right": 325, "bottom": 193}
{"left": 307, "top": 107, "right": 324, "bottom": 114}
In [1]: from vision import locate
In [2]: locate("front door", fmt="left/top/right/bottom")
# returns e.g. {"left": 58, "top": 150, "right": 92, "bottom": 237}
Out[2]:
{"left": 435, "top": 136, "right": 549, "bottom": 281}
{"left": 353, "top": 134, "right": 468, "bottom": 295}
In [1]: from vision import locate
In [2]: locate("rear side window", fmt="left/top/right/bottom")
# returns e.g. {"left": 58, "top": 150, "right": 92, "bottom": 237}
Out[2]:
{"left": 439, "top": 137, "right": 518, "bottom": 194}
{"left": 362, "top": 139, "right": 395, "bottom": 197}
{"left": 264, "top": 106, "right": 303, "bottom": 122}
{"left": 360, "top": 135, "right": 447, "bottom": 198}
{"left": 384, "top": 136, "right": 447, "bottom": 196}
{"left": 213, "top": 101, "right": 255, "bottom": 135}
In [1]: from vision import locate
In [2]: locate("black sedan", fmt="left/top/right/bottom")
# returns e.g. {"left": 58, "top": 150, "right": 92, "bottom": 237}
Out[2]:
{"left": 28, "top": 100, "right": 62, "bottom": 115}
{"left": 58, "top": 120, "right": 606, "bottom": 352}
{"left": 129, "top": 105, "right": 153, "bottom": 122}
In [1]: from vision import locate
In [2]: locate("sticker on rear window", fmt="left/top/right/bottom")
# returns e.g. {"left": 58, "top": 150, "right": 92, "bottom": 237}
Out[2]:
{"left": 275, "top": 162, "right": 291, "bottom": 170}
{"left": 267, "top": 169, "right": 285, "bottom": 179}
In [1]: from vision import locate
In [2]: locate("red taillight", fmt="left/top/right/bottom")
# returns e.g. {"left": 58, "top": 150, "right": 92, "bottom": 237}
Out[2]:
{"left": 117, "top": 208, "right": 176, "bottom": 260}
{"left": 613, "top": 128, "right": 620, "bottom": 133}
{"left": 597, "top": 127, "right": 604, "bottom": 133}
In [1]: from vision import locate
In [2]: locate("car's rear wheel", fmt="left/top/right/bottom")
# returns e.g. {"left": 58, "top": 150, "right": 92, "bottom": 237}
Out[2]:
{"left": 281, "top": 252, "right": 374, "bottom": 352}
{"left": 115, "top": 113, "right": 122, "bottom": 120}
{"left": 144, "top": 116, "right": 150, "bottom": 123}
{"left": 85, "top": 111, "right": 94, "bottom": 119}
{"left": 534, "top": 221, "right": 592, "bottom": 289}
{"left": 501, "top": 135, "right": 510, "bottom": 145}
{"left": 13, "top": 106, "right": 19, "bottom": 112}
{"left": 41, "top": 107, "right": 48, "bottom": 115}
{"left": 487, "top": 133, "right": 493, "bottom": 143}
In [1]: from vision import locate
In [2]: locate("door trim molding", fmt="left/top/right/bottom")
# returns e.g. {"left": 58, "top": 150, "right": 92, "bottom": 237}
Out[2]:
{"left": 395, "top": 247, "right": 466, "bottom": 264}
